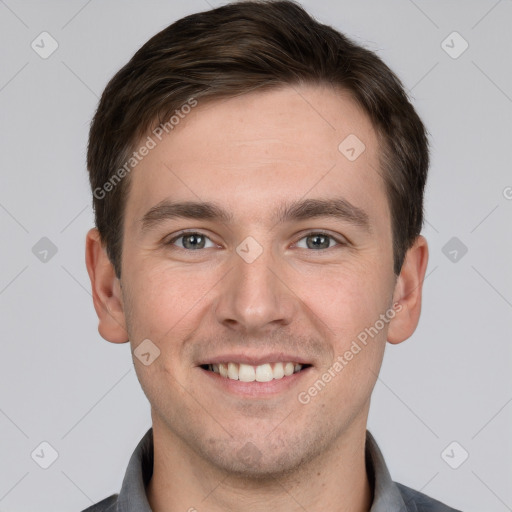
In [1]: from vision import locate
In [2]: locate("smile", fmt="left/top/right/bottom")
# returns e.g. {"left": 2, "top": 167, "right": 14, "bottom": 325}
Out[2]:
{"left": 201, "top": 362, "right": 310, "bottom": 382}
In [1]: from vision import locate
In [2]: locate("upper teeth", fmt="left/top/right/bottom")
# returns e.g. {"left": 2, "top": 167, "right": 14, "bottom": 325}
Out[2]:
{"left": 207, "top": 362, "right": 303, "bottom": 382}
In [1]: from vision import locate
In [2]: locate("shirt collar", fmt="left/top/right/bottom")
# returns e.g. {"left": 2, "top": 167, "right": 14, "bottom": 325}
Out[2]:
{"left": 365, "top": 430, "right": 409, "bottom": 512}
{"left": 117, "top": 428, "right": 408, "bottom": 512}
{"left": 117, "top": 428, "right": 154, "bottom": 512}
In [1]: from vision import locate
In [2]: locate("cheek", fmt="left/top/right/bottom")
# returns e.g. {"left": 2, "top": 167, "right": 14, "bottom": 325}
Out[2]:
{"left": 289, "top": 260, "right": 393, "bottom": 344}
{"left": 123, "top": 261, "right": 219, "bottom": 344}
{"left": 295, "top": 267, "right": 389, "bottom": 413}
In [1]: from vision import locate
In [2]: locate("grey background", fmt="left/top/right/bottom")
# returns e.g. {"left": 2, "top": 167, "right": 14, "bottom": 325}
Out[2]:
{"left": 0, "top": 1, "right": 511, "bottom": 511}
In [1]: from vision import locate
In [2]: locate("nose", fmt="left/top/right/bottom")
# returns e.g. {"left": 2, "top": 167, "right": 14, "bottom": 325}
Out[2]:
{"left": 213, "top": 242, "right": 298, "bottom": 334}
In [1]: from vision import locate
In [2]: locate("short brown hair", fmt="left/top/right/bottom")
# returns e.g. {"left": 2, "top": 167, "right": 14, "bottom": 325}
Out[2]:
{"left": 87, "top": 0, "right": 429, "bottom": 277}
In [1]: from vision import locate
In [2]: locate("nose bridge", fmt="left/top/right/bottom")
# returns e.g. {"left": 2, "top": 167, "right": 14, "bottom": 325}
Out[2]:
{"left": 214, "top": 237, "right": 295, "bottom": 332}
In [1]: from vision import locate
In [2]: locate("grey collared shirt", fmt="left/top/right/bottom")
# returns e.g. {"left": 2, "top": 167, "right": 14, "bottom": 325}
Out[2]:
{"left": 82, "top": 428, "right": 461, "bottom": 512}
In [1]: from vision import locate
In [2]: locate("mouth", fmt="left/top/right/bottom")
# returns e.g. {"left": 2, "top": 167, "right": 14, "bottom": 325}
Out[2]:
{"left": 200, "top": 361, "right": 312, "bottom": 382}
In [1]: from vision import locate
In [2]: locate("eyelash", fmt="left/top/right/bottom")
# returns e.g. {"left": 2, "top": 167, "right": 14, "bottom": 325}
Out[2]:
{"left": 165, "top": 231, "right": 347, "bottom": 251}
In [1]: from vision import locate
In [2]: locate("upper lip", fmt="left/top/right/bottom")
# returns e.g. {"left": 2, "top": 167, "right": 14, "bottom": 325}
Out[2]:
{"left": 197, "top": 353, "right": 313, "bottom": 367}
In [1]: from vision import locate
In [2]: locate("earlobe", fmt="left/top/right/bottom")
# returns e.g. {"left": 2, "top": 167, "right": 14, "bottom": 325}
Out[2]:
{"left": 387, "top": 235, "right": 429, "bottom": 345}
{"left": 85, "top": 228, "right": 129, "bottom": 343}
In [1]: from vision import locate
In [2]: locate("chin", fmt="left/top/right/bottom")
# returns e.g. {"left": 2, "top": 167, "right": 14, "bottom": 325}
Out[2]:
{"left": 198, "top": 432, "right": 320, "bottom": 481}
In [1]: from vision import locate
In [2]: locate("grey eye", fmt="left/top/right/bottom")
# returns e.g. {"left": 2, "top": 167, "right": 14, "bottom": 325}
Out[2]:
{"left": 296, "top": 233, "right": 338, "bottom": 250}
{"left": 172, "top": 233, "right": 215, "bottom": 250}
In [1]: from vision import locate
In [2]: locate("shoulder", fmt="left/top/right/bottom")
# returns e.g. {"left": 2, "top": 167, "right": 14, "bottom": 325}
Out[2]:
{"left": 396, "top": 482, "right": 462, "bottom": 512}
{"left": 80, "top": 494, "right": 118, "bottom": 512}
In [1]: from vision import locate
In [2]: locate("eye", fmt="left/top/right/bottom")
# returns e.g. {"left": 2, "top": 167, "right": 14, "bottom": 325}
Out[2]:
{"left": 295, "top": 232, "right": 345, "bottom": 250}
{"left": 167, "top": 232, "right": 216, "bottom": 250}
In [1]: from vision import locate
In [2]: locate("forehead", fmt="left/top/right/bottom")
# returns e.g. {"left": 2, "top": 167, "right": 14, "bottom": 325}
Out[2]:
{"left": 124, "top": 84, "right": 388, "bottom": 230}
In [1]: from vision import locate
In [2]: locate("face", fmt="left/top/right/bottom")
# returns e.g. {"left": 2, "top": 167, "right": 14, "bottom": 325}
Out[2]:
{"left": 112, "top": 84, "right": 402, "bottom": 476}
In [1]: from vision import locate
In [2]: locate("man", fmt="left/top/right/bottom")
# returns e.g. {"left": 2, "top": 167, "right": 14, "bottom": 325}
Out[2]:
{"left": 84, "top": 1, "right": 461, "bottom": 510}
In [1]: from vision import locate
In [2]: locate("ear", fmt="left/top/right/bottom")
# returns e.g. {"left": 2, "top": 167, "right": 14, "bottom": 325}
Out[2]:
{"left": 85, "top": 228, "right": 129, "bottom": 343}
{"left": 387, "top": 235, "right": 429, "bottom": 345}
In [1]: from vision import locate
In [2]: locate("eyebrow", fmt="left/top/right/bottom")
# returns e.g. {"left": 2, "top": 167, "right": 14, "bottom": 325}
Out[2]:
{"left": 140, "top": 197, "right": 371, "bottom": 232}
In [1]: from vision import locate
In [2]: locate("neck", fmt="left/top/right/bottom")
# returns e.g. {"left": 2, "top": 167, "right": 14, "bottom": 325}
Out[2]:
{"left": 147, "top": 415, "right": 373, "bottom": 512}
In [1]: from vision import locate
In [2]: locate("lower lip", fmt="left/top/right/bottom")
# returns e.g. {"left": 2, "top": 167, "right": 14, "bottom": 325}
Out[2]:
{"left": 199, "top": 366, "right": 312, "bottom": 398}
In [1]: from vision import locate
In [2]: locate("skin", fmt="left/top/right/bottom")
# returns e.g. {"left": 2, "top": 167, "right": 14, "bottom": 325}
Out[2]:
{"left": 86, "top": 84, "right": 428, "bottom": 512}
